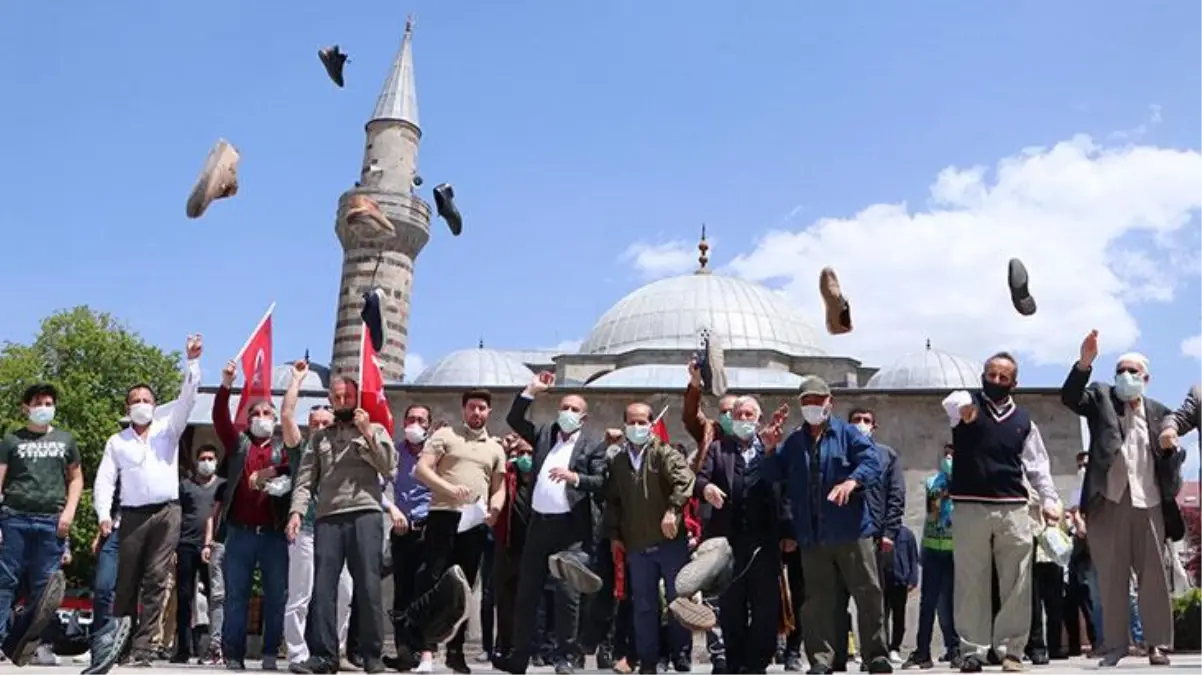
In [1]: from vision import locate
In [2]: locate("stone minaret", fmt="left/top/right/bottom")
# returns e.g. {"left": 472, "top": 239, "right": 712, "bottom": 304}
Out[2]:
{"left": 331, "top": 16, "right": 430, "bottom": 382}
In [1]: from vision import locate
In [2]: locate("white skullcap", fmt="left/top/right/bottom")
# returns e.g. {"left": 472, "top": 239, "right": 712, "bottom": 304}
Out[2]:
{"left": 1116, "top": 352, "right": 1150, "bottom": 375}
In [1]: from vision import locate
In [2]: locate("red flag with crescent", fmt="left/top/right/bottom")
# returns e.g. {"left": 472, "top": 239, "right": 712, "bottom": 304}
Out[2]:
{"left": 233, "top": 308, "right": 274, "bottom": 433}
{"left": 359, "top": 322, "right": 395, "bottom": 437}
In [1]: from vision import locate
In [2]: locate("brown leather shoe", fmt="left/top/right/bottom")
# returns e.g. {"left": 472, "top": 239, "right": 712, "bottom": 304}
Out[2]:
{"left": 318, "top": 45, "right": 348, "bottom": 87}
{"left": 345, "top": 195, "right": 395, "bottom": 237}
{"left": 186, "top": 139, "right": 239, "bottom": 219}
{"left": 1147, "top": 647, "right": 1170, "bottom": 666}
{"left": 819, "top": 267, "right": 853, "bottom": 335}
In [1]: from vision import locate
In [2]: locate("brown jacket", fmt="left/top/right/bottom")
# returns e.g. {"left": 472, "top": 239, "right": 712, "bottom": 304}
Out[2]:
{"left": 682, "top": 383, "right": 725, "bottom": 471}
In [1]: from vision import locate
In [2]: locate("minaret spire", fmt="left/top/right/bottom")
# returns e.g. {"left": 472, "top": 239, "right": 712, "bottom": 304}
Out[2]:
{"left": 371, "top": 14, "right": 420, "bottom": 129}
{"left": 695, "top": 224, "right": 711, "bottom": 275}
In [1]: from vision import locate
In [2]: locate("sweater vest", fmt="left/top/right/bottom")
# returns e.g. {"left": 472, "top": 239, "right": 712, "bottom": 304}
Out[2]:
{"left": 949, "top": 392, "right": 1030, "bottom": 503}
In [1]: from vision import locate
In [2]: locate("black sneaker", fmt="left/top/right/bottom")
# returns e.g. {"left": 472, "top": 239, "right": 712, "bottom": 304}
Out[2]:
{"left": 317, "top": 45, "right": 348, "bottom": 87}
{"left": 433, "top": 183, "right": 462, "bottom": 236}
{"left": 866, "top": 657, "right": 893, "bottom": 674}
{"left": 672, "top": 654, "right": 691, "bottom": 672}
{"left": 900, "top": 652, "right": 932, "bottom": 670}
{"left": 384, "top": 646, "right": 419, "bottom": 672}
{"left": 288, "top": 657, "right": 337, "bottom": 673}
{"left": 554, "top": 658, "right": 575, "bottom": 674}
{"left": 363, "top": 657, "right": 386, "bottom": 674}
{"left": 81, "top": 615, "right": 133, "bottom": 675}
{"left": 711, "top": 656, "right": 729, "bottom": 674}
{"left": 446, "top": 649, "right": 470, "bottom": 674}
{"left": 959, "top": 655, "right": 983, "bottom": 673}
{"left": 596, "top": 647, "right": 615, "bottom": 670}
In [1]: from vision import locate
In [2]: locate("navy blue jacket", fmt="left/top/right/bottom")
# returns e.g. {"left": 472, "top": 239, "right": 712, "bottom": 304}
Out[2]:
{"left": 863, "top": 442, "right": 905, "bottom": 541}
{"left": 890, "top": 526, "right": 920, "bottom": 587}
{"left": 762, "top": 417, "right": 882, "bottom": 547}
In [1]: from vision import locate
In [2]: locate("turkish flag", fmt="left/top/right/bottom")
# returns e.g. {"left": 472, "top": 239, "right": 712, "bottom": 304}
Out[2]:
{"left": 651, "top": 417, "right": 670, "bottom": 444}
{"left": 359, "top": 322, "right": 395, "bottom": 437}
{"left": 233, "top": 309, "right": 274, "bottom": 433}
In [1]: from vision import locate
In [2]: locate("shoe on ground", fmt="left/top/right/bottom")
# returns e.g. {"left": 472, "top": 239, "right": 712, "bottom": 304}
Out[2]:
{"left": 1000, "top": 655, "right": 1024, "bottom": 672}
{"left": 362, "top": 657, "right": 386, "bottom": 674}
{"left": 959, "top": 654, "right": 983, "bottom": 673}
{"left": 819, "top": 267, "right": 853, "bottom": 334}
{"left": 345, "top": 194, "right": 395, "bottom": 238}
{"left": 82, "top": 615, "right": 133, "bottom": 675}
{"left": 1147, "top": 646, "right": 1170, "bottom": 666}
{"left": 888, "top": 650, "right": 904, "bottom": 665}
{"left": 433, "top": 183, "right": 462, "bottom": 236}
{"left": 867, "top": 655, "right": 894, "bottom": 673}
{"left": 318, "top": 45, "right": 348, "bottom": 87}
{"left": 32, "top": 643, "right": 58, "bottom": 665}
{"left": 548, "top": 551, "right": 604, "bottom": 594}
{"left": 288, "top": 656, "right": 337, "bottom": 674}
{"left": 6, "top": 569, "right": 66, "bottom": 666}
{"left": 445, "top": 649, "right": 471, "bottom": 674}
{"left": 667, "top": 596, "right": 717, "bottom": 632}
{"left": 900, "top": 652, "right": 932, "bottom": 670}
{"left": 784, "top": 653, "right": 803, "bottom": 672}
{"left": 186, "top": 139, "right": 240, "bottom": 219}
{"left": 263, "top": 654, "right": 279, "bottom": 670}
{"left": 676, "top": 537, "right": 731, "bottom": 598}
{"left": 1007, "top": 258, "right": 1037, "bottom": 316}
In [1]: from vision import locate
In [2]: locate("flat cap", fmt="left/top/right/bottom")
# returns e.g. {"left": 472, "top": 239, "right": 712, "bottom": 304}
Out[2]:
{"left": 798, "top": 375, "right": 831, "bottom": 398}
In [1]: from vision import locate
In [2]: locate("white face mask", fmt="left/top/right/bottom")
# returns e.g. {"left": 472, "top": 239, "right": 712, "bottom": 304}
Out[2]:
{"left": 731, "top": 420, "right": 758, "bottom": 441}
{"left": 1114, "top": 372, "right": 1146, "bottom": 402}
{"left": 197, "top": 460, "right": 217, "bottom": 477}
{"left": 801, "top": 405, "right": 829, "bottom": 426}
{"left": 854, "top": 422, "right": 873, "bottom": 437}
{"left": 557, "top": 410, "right": 583, "bottom": 434}
{"left": 403, "top": 424, "right": 427, "bottom": 445}
{"left": 129, "top": 403, "right": 154, "bottom": 426}
{"left": 250, "top": 417, "right": 276, "bottom": 438}
{"left": 28, "top": 405, "right": 56, "bottom": 427}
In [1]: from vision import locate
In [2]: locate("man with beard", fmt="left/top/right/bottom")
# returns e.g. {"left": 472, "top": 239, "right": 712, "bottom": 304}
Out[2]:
{"left": 93, "top": 335, "right": 203, "bottom": 668}
{"left": 288, "top": 376, "right": 397, "bottom": 674}
{"left": 942, "top": 352, "right": 1059, "bottom": 673}
{"left": 412, "top": 389, "right": 508, "bottom": 674}
{"left": 498, "top": 372, "right": 607, "bottom": 675}
{"left": 211, "top": 359, "right": 292, "bottom": 670}
{"left": 1061, "top": 331, "right": 1183, "bottom": 667}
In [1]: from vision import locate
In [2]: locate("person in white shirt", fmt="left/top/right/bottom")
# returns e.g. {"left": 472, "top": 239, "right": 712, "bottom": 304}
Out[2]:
{"left": 497, "top": 372, "right": 608, "bottom": 675}
{"left": 93, "top": 334, "right": 203, "bottom": 667}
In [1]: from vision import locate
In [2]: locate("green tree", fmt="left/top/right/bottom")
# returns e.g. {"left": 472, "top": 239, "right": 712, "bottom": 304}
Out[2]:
{"left": 0, "top": 306, "right": 183, "bottom": 584}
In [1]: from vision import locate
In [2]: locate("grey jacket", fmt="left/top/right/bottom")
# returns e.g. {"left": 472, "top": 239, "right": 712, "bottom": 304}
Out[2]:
{"left": 1163, "top": 384, "right": 1201, "bottom": 436}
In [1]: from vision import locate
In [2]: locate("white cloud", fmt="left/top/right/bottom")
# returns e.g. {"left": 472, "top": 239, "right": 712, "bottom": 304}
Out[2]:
{"left": 1108, "top": 104, "right": 1163, "bottom": 142}
{"left": 621, "top": 240, "right": 703, "bottom": 280}
{"left": 1182, "top": 334, "right": 1202, "bottom": 361}
{"left": 404, "top": 353, "right": 427, "bottom": 381}
{"left": 723, "top": 132, "right": 1201, "bottom": 368}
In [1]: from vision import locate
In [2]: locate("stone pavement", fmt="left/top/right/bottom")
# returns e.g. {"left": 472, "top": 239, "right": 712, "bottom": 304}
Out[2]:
{"left": 15, "top": 654, "right": 1202, "bottom": 673}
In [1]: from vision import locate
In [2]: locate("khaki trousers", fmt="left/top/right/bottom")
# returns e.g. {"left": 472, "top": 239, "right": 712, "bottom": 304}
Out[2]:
{"left": 1085, "top": 492, "right": 1173, "bottom": 652}
{"left": 799, "top": 538, "right": 888, "bottom": 668}
{"left": 952, "top": 502, "right": 1032, "bottom": 659}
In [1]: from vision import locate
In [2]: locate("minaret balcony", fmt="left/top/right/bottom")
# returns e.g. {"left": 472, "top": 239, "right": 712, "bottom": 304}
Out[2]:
{"left": 336, "top": 188, "right": 431, "bottom": 256}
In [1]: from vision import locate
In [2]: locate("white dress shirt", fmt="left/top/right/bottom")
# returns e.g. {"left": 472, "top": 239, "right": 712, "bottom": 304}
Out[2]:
{"left": 94, "top": 359, "right": 201, "bottom": 521}
{"left": 532, "top": 431, "right": 578, "bottom": 515}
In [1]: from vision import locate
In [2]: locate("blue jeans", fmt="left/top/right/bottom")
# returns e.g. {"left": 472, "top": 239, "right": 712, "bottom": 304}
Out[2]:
{"left": 0, "top": 510, "right": 65, "bottom": 645}
{"left": 1085, "top": 565, "right": 1104, "bottom": 646}
{"left": 221, "top": 525, "right": 288, "bottom": 660}
{"left": 627, "top": 538, "right": 689, "bottom": 669}
{"left": 92, "top": 531, "right": 120, "bottom": 631}
{"left": 1129, "top": 591, "right": 1144, "bottom": 644}
{"left": 915, "top": 547, "right": 958, "bottom": 659}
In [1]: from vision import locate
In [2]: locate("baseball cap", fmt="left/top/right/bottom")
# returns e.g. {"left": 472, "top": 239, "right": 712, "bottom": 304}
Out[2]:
{"left": 798, "top": 375, "right": 831, "bottom": 398}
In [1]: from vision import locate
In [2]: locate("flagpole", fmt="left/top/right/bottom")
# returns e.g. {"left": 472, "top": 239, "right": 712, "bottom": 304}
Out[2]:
{"left": 234, "top": 302, "right": 276, "bottom": 361}
{"left": 357, "top": 322, "right": 365, "bottom": 409}
{"left": 653, "top": 403, "right": 670, "bottom": 425}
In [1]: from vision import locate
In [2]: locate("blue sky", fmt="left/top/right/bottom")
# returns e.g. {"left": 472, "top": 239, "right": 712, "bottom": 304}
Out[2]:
{"left": 1, "top": 2, "right": 1199, "bottom": 467}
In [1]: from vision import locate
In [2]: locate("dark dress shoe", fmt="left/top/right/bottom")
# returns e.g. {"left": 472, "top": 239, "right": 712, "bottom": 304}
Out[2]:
{"left": 318, "top": 45, "right": 348, "bottom": 87}
{"left": 434, "top": 183, "right": 462, "bottom": 236}
{"left": 1007, "top": 258, "right": 1037, "bottom": 316}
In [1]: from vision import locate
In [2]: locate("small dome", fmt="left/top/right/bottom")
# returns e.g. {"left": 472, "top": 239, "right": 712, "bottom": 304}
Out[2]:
{"left": 413, "top": 348, "right": 535, "bottom": 388}
{"left": 580, "top": 273, "right": 825, "bottom": 356}
{"left": 586, "top": 364, "right": 804, "bottom": 390}
{"left": 865, "top": 343, "right": 979, "bottom": 389}
{"left": 270, "top": 363, "right": 329, "bottom": 390}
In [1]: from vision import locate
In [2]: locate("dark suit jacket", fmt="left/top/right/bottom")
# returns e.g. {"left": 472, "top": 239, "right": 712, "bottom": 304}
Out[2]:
{"left": 1166, "top": 384, "right": 1201, "bottom": 436}
{"left": 1060, "top": 365, "right": 1185, "bottom": 537}
{"left": 506, "top": 393, "right": 608, "bottom": 547}
{"left": 693, "top": 437, "right": 791, "bottom": 542}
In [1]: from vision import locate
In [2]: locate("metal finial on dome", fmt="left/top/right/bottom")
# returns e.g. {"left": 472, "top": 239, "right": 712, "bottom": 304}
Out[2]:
{"left": 405, "top": 13, "right": 415, "bottom": 33}
{"left": 695, "top": 224, "right": 711, "bottom": 275}
{"left": 925, "top": 338, "right": 932, "bottom": 351}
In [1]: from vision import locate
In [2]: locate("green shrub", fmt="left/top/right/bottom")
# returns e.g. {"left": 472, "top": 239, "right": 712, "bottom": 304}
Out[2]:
{"left": 1174, "top": 588, "right": 1201, "bottom": 652}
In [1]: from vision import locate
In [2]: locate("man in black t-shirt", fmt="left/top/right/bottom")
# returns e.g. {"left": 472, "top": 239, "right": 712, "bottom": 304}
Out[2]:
{"left": 171, "top": 445, "right": 225, "bottom": 663}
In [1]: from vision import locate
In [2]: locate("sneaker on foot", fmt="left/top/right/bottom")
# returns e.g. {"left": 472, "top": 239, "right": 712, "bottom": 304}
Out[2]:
{"left": 888, "top": 650, "right": 904, "bottom": 665}
{"left": 548, "top": 551, "right": 603, "bottom": 594}
{"left": 1000, "top": 655, "right": 1024, "bottom": 672}
{"left": 186, "top": 139, "right": 240, "bottom": 219}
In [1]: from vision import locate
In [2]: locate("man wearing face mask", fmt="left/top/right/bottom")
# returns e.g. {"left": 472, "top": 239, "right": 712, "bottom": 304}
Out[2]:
{"left": 940, "top": 352, "right": 1059, "bottom": 673}
{"left": 1061, "top": 330, "right": 1183, "bottom": 667}
{"left": 0, "top": 383, "right": 82, "bottom": 666}
{"left": 94, "top": 335, "right": 203, "bottom": 668}
{"left": 603, "top": 402, "right": 695, "bottom": 675}
{"left": 171, "top": 444, "right": 224, "bottom": 664}
{"left": 758, "top": 376, "right": 891, "bottom": 675}
{"left": 288, "top": 376, "right": 400, "bottom": 674}
{"left": 210, "top": 359, "right": 292, "bottom": 670}
{"left": 497, "top": 373, "right": 608, "bottom": 675}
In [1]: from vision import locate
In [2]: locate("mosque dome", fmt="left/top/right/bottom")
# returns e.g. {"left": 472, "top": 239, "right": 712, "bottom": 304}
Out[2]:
{"left": 413, "top": 346, "right": 535, "bottom": 388}
{"left": 579, "top": 268, "right": 826, "bottom": 357}
{"left": 586, "top": 364, "right": 805, "bottom": 390}
{"left": 865, "top": 341, "right": 979, "bottom": 389}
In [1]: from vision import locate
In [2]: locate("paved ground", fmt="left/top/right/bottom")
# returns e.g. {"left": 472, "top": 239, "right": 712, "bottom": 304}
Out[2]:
{"left": 15, "top": 654, "right": 1202, "bottom": 673}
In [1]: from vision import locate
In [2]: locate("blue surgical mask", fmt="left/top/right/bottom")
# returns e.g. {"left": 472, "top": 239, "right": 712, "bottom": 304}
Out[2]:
{"left": 624, "top": 424, "right": 651, "bottom": 446}
{"left": 731, "top": 420, "right": 757, "bottom": 441}
{"left": 557, "top": 410, "right": 583, "bottom": 434}
{"left": 718, "top": 412, "right": 734, "bottom": 435}
{"left": 1114, "top": 372, "right": 1145, "bottom": 402}
{"left": 28, "top": 405, "right": 55, "bottom": 426}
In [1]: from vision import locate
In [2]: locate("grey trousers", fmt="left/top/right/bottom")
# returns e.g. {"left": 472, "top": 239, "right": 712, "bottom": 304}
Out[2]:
{"left": 799, "top": 538, "right": 887, "bottom": 667}
{"left": 1085, "top": 492, "right": 1173, "bottom": 652}
{"left": 307, "top": 510, "right": 385, "bottom": 662}
{"left": 952, "top": 502, "right": 1031, "bottom": 659}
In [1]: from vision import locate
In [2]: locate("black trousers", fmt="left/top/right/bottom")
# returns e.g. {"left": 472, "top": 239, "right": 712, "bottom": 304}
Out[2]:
{"left": 480, "top": 537, "right": 496, "bottom": 655}
{"left": 883, "top": 584, "right": 908, "bottom": 652}
{"left": 584, "top": 537, "right": 617, "bottom": 654}
{"left": 510, "top": 512, "right": 587, "bottom": 666}
{"left": 173, "top": 545, "right": 208, "bottom": 658}
{"left": 308, "top": 511, "right": 384, "bottom": 662}
{"left": 719, "top": 537, "right": 781, "bottom": 672}
{"left": 390, "top": 528, "right": 426, "bottom": 651}
{"left": 494, "top": 543, "right": 523, "bottom": 655}
{"left": 415, "top": 510, "right": 488, "bottom": 654}
{"left": 1063, "top": 562, "right": 1096, "bottom": 654}
{"left": 782, "top": 547, "right": 806, "bottom": 656}
{"left": 1027, "top": 561, "right": 1065, "bottom": 655}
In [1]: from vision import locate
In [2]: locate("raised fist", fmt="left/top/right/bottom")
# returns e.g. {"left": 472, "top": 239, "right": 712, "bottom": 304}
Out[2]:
{"left": 1079, "top": 330, "right": 1099, "bottom": 368}
{"left": 186, "top": 334, "right": 204, "bottom": 360}
{"left": 527, "top": 371, "right": 554, "bottom": 396}
{"left": 292, "top": 359, "right": 309, "bottom": 379}
{"left": 221, "top": 360, "right": 237, "bottom": 387}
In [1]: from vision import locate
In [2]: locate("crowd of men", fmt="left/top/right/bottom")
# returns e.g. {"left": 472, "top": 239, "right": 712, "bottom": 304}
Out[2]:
{"left": 0, "top": 331, "right": 1198, "bottom": 675}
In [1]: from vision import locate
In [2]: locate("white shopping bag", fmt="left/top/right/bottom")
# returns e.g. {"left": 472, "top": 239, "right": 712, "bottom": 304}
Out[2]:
{"left": 1039, "top": 527, "right": 1073, "bottom": 569}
